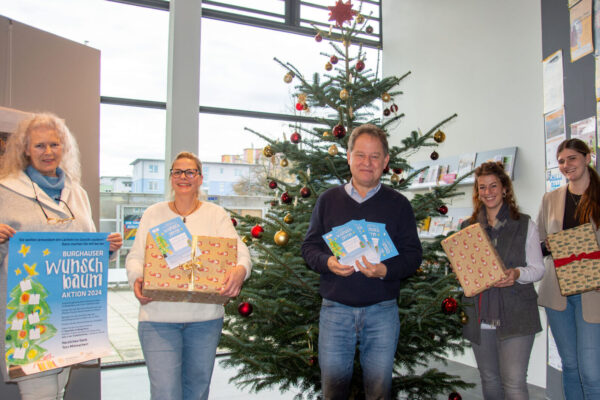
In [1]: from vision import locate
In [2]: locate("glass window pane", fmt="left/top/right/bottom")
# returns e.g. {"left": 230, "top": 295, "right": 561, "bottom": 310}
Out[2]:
{"left": 202, "top": 0, "right": 285, "bottom": 22}
{"left": 0, "top": 0, "right": 169, "bottom": 101}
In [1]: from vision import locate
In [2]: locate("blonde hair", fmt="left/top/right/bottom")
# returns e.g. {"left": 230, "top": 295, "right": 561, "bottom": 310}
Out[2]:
{"left": 0, "top": 112, "right": 81, "bottom": 182}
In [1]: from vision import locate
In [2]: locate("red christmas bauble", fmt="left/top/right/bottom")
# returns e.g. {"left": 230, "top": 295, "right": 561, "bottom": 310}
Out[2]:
{"left": 309, "top": 356, "right": 318, "bottom": 366}
{"left": 300, "top": 187, "right": 311, "bottom": 198}
{"left": 231, "top": 218, "right": 237, "bottom": 227}
{"left": 441, "top": 297, "right": 458, "bottom": 315}
{"left": 366, "top": 25, "right": 374, "bottom": 34}
{"left": 438, "top": 205, "right": 448, "bottom": 215}
{"left": 281, "top": 192, "right": 292, "bottom": 204}
{"left": 430, "top": 151, "right": 439, "bottom": 160}
{"left": 238, "top": 302, "right": 253, "bottom": 317}
{"left": 383, "top": 108, "right": 391, "bottom": 117}
{"left": 270, "top": 200, "right": 278, "bottom": 207}
{"left": 296, "top": 102, "right": 304, "bottom": 111}
{"left": 383, "top": 165, "right": 390, "bottom": 174}
{"left": 315, "top": 33, "right": 323, "bottom": 42}
{"left": 291, "top": 132, "right": 301, "bottom": 144}
{"left": 269, "top": 180, "right": 277, "bottom": 189}
{"left": 251, "top": 225, "right": 264, "bottom": 238}
{"left": 333, "top": 124, "right": 346, "bottom": 138}
{"left": 448, "top": 392, "right": 462, "bottom": 400}
{"left": 330, "top": 55, "right": 339, "bottom": 64}
{"left": 393, "top": 168, "right": 403, "bottom": 174}
{"left": 390, "top": 104, "right": 399, "bottom": 112}
{"left": 355, "top": 60, "right": 365, "bottom": 72}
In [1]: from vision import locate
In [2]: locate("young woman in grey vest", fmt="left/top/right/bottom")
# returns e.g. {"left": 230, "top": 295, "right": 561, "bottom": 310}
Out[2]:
{"left": 537, "top": 138, "right": 600, "bottom": 399}
{"left": 461, "top": 161, "right": 544, "bottom": 400}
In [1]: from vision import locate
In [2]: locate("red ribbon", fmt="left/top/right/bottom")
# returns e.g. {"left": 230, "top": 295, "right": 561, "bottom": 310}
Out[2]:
{"left": 553, "top": 251, "right": 600, "bottom": 268}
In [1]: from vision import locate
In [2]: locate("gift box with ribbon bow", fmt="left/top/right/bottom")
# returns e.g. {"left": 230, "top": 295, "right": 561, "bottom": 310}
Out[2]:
{"left": 141, "top": 233, "right": 237, "bottom": 304}
{"left": 548, "top": 223, "right": 600, "bottom": 296}
{"left": 441, "top": 223, "right": 507, "bottom": 297}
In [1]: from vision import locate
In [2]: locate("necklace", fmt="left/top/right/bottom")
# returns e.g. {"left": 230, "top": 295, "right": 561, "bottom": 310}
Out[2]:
{"left": 568, "top": 189, "right": 581, "bottom": 207}
{"left": 172, "top": 200, "right": 199, "bottom": 223}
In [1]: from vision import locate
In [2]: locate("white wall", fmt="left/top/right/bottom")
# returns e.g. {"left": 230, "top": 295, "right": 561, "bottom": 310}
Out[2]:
{"left": 382, "top": 0, "right": 547, "bottom": 388}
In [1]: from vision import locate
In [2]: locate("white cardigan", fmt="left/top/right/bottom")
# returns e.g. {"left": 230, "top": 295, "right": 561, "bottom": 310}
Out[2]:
{"left": 125, "top": 201, "right": 252, "bottom": 323}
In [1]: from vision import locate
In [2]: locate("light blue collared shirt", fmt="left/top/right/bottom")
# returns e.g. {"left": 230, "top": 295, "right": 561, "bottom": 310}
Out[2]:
{"left": 344, "top": 179, "right": 382, "bottom": 203}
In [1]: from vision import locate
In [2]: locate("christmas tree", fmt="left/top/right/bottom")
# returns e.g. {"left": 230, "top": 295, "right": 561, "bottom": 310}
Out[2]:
{"left": 5, "top": 261, "right": 57, "bottom": 368}
{"left": 221, "top": 2, "right": 473, "bottom": 399}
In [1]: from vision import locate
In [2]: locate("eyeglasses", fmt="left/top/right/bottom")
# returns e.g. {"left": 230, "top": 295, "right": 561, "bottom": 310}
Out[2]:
{"left": 30, "top": 180, "right": 75, "bottom": 224}
{"left": 170, "top": 169, "right": 200, "bottom": 178}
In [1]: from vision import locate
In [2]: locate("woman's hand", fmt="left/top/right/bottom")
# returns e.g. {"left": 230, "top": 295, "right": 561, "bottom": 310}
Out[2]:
{"left": 0, "top": 224, "right": 16, "bottom": 244}
{"left": 107, "top": 233, "right": 123, "bottom": 252}
{"left": 220, "top": 265, "right": 247, "bottom": 297}
{"left": 133, "top": 277, "right": 153, "bottom": 305}
{"left": 494, "top": 268, "right": 520, "bottom": 287}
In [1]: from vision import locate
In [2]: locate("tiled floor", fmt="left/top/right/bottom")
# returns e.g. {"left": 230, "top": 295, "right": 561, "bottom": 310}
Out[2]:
{"left": 102, "top": 288, "right": 548, "bottom": 399}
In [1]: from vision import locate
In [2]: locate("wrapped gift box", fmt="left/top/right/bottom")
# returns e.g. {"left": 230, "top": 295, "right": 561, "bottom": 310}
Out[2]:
{"left": 548, "top": 223, "right": 600, "bottom": 296}
{"left": 441, "top": 223, "right": 506, "bottom": 297}
{"left": 142, "top": 233, "right": 237, "bottom": 304}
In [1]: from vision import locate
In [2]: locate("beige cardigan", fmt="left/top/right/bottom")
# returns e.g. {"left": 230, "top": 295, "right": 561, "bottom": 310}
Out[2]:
{"left": 537, "top": 185, "right": 600, "bottom": 322}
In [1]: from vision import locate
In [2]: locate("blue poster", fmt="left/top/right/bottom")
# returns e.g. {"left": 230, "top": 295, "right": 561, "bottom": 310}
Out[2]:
{"left": 5, "top": 232, "right": 111, "bottom": 378}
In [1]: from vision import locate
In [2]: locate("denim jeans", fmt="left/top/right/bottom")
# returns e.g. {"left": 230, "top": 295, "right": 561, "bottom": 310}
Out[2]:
{"left": 17, "top": 367, "right": 70, "bottom": 400}
{"left": 318, "top": 298, "right": 400, "bottom": 400}
{"left": 138, "top": 319, "right": 223, "bottom": 400}
{"left": 470, "top": 330, "right": 534, "bottom": 400}
{"left": 545, "top": 294, "right": 600, "bottom": 400}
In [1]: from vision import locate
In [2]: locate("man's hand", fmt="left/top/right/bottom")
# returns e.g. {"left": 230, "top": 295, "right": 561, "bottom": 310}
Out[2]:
{"left": 133, "top": 277, "right": 153, "bottom": 305}
{"left": 494, "top": 268, "right": 520, "bottom": 287}
{"left": 356, "top": 256, "right": 387, "bottom": 279}
{"left": 0, "top": 224, "right": 15, "bottom": 244}
{"left": 327, "top": 256, "right": 355, "bottom": 277}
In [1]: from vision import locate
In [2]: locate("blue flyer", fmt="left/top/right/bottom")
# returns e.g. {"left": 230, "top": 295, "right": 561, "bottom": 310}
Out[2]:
{"left": 5, "top": 232, "right": 111, "bottom": 378}
{"left": 149, "top": 217, "right": 193, "bottom": 269}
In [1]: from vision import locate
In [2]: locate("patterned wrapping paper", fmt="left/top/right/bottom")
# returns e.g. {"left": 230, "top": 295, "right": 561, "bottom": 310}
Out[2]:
{"left": 441, "top": 223, "right": 507, "bottom": 297}
{"left": 548, "top": 223, "right": 600, "bottom": 296}
{"left": 142, "top": 233, "right": 237, "bottom": 304}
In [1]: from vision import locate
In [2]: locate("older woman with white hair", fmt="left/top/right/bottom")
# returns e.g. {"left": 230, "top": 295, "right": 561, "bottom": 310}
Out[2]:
{"left": 0, "top": 112, "right": 122, "bottom": 400}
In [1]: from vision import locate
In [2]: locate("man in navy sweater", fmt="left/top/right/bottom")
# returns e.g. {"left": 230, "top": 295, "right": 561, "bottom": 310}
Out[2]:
{"left": 301, "top": 124, "right": 422, "bottom": 400}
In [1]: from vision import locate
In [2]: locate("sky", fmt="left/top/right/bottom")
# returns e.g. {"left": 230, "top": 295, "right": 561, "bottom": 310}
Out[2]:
{"left": 0, "top": 0, "right": 382, "bottom": 176}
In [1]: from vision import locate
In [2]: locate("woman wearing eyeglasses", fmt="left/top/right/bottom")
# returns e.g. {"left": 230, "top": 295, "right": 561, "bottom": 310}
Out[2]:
{"left": 125, "top": 151, "right": 251, "bottom": 400}
{"left": 0, "top": 112, "right": 122, "bottom": 400}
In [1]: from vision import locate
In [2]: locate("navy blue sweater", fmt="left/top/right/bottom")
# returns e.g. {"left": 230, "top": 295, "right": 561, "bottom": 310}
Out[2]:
{"left": 301, "top": 185, "right": 422, "bottom": 307}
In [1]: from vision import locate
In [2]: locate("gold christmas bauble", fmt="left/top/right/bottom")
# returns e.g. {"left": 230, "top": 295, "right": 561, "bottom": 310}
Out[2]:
{"left": 284, "top": 213, "right": 294, "bottom": 224}
{"left": 323, "top": 131, "right": 331, "bottom": 137}
{"left": 280, "top": 158, "right": 289, "bottom": 167}
{"left": 325, "top": 62, "right": 333, "bottom": 71}
{"left": 263, "top": 145, "right": 274, "bottom": 157}
{"left": 356, "top": 14, "right": 365, "bottom": 24}
{"left": 390, "top": 174, "right": 400, "bottom": 184}
{"left": 460, "top": 314, "right": 469, "bottom": 325}
{"left": 241, "top": 235, "right": 250, "bottom": 244}
{"left": 283, "top": 72, "right": 294, "bottom": 83}
{"left": 381, "top": 92, "right": 391, "bottom": 102}
{"left": 328, "top": 144, "right": 338, "bottom": 156}
{"left": 274, "top": 230, "right": 290, "bottom": 246}
{"left": 433, "top": 130, "right": 446, "bottom": 143}
{"left": 298, "top": 93, "right": 307, "bottom": 103}
{"left": 339, "top": 89, "right": 349, "bottom": 101}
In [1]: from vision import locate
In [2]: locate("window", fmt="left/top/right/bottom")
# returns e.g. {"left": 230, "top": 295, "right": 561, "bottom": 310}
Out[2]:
{"left": 148, "top": 164, "right": 158, "bottom": 173}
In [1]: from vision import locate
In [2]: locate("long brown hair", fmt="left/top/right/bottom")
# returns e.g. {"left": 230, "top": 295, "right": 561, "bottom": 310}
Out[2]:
{"left": 557, "top": 138, "right": 600, "bottom": 226}
{"left": 469, "top": 161, "right": 520, "bottom": 223}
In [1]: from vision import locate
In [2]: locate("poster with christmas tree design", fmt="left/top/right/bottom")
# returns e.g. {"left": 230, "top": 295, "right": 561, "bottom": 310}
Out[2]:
{"left": 5, "top": 232, "right": 111, "bottom": 378}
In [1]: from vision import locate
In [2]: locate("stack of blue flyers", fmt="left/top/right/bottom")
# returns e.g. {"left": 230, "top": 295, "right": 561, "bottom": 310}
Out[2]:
{"left": 322, "top": 220, "right": 399, "bottom": 271}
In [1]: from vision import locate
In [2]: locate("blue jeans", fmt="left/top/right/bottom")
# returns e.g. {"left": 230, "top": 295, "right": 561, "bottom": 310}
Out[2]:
{"left": 470, "top": 330, "right": 534, "bottom": 400}
{"left": 545, "top": 294, "right": 600, "bottom": 400}
{"left": 138, "top": 319, "right": 223, "bottom": 400}
{"left": 318, "top": 298, "right": 400, "bottom": 400}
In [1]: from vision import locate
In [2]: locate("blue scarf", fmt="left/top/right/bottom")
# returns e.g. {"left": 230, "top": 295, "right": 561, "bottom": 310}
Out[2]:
{"left": 26, "top": 165, "right": 65, "bottom": 204}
